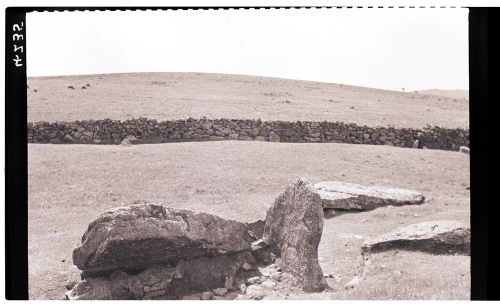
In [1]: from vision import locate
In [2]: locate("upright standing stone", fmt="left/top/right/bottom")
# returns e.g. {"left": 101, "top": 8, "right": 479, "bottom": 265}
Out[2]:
{"left": 261, "top": 178, "right": 325, "bottom": 292}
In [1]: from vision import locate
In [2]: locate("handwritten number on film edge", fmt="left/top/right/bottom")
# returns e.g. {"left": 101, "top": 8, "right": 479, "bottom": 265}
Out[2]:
{"left": 13, "top": 22, "right": 24, "bottom": 67}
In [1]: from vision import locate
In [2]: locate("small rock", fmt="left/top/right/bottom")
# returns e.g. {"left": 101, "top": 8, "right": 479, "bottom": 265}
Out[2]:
{"left": 324, "top": 209, "right": 337, "bottom": 218}
{"left": 213, "top": 288, "right": 228, "bottom": 296}
{"left": 324, "top": 272, "right": 341, "bottom": 282}
{"left": 251, "top": 239, "right": 268, "bottom": 251}
{"left": 224, "top": 276, "right": 234, "bottom": 289}
{"left": 269, "top": 272, "right": 281, "bottom": 281}
{"left": 459, "top": 146, "right": 470, "bottom": 154}
{"left": 237, "top": 282, "right": 247, "bottom": 293}
{"left": 345, "top": 276, "right": 361, "bottom": 289}
{"left": 212, "top": 295, "right": 225, "bottom": 300}
{"left": 182, "top": 294, "right": 201, "bottom": 300}
{"left": 261, "top": 280, "right": 277, "bottom": 289}
{"left": 63, "top": 134, "right": 75, "bottom": 143}
{"left": 245, "top": 285, "right": 265, "bottom": 300}
{"left": 242, "top": 262, "right": 252, "bottom": 271}
{"left": 65, "top": 280, "right": 78, "bottom": 290}
{"left": 201, "top": 291, "right": 213, "bottom": 300}
{"left": 246, "top": 276, "right": 262, "bottom": 285}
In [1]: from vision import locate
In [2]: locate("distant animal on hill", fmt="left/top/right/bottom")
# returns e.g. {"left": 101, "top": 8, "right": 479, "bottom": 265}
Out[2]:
{"left": 81, "top": 86, "right": 87, "bottom": 90}
{"left": 68, "top": 86, "right": 75, "bottom": 90}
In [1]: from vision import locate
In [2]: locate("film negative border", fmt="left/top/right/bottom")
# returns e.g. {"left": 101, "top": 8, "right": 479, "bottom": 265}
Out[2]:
{"left": 11, "top": 5, "right": 465, "bottom": 12}
{"left": 4, "top": 6, "right": 493, "bottom": 300}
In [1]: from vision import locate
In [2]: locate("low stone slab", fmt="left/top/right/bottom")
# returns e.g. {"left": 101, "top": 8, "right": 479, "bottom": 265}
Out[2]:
{"left": 260, "top": 178, "right": 326, "bottom": 292}
{"left": 73, "top": 202, "right": 255, "bottom": 277}
{"left": 361, "top": 220, "right": 470, "bottom": 256}
{"left": 312, "top": 181, "right": 425, "bottom": 210}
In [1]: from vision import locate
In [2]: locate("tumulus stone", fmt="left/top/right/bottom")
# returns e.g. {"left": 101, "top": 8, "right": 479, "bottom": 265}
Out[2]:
{"left": 72, "top": 202, "right": 255, "bottom": 277}
{"left": 361, "top": 220, "right": 470, "bottom": 256}
{"left": 312, "top": 181, "right": 425, "bottom": 210}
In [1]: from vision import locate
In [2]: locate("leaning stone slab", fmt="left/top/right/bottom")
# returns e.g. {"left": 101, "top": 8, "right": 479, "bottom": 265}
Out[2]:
{"left": 361, "top": 220, "right": 470, "bottom": 256}
{"left": 312, "top": 181, "right": 425, "bottom": 210}
{"left": 260, "top": 177, "right": 326, "bottom": 292}
{"left": 73, "top": 202, "right": 255, "bottom": 277}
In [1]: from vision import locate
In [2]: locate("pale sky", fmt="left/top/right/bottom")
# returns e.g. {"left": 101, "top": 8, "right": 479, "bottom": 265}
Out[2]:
{"left": 26, "top": 8, "right": 468, "bottom": 91}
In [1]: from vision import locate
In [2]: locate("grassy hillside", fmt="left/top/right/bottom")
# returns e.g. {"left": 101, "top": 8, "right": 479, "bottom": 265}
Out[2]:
{"left": 417, "top": 89, "right": 469, "bottom": 100}
{"left": 27, "top": 73, "right": 469, "bottom": 129}
{"left": 28, "top": 141, "right": 470, "bottom": 299}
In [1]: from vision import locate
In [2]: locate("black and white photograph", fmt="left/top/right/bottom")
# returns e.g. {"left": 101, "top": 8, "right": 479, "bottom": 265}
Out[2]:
{"left": 18, "top": 6, "right": 474, "bottom": 300}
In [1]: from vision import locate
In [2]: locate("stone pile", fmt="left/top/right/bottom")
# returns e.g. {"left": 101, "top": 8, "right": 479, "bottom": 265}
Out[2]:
{"left": 66, "top": 178, "right": 326, "bottom": 300}
{"left": 28, "top": 118, "right": 469, "bottom": 151}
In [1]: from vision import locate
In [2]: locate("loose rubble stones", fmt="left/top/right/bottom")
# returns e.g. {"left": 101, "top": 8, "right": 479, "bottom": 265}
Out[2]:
{"left": 361, "top": 220, "right": 470, "bottom": 256}
{"left": 73, "top": 202, "right": 255, "bottom": 277}
{"left": 312, "top": 181, "right": 425, "bottom": 210}
{"left": 259, "top": 178, "right": 326, "bottom": 292}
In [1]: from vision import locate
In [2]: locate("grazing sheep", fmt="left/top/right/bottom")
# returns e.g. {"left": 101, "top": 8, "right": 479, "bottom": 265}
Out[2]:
{"left": 81, "top": 86, "right": 87, "bottom": 90}
{"left": 68, "top": 86, "right": 75, "bottom": 90}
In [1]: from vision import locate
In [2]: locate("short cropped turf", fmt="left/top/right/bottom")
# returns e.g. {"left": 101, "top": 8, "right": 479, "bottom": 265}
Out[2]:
{"left": 28, "top": 141, "right": 470, "bottom": 299}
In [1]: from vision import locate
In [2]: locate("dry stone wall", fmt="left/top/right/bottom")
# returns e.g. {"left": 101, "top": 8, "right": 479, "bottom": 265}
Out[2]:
{"left": 28, "top": 118, "right": 469, "bottom": 151}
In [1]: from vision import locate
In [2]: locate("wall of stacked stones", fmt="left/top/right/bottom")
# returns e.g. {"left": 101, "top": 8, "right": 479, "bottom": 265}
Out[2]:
{"left": 27, "top": 118, "right": 469, "bottom": 151}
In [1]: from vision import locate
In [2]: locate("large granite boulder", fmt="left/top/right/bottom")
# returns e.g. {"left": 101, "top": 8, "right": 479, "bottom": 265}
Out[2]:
{"left": 361, "top": 220, "right": 470, "bottom": 256}
{"left": 73, "top": 202, "right": 255, "bottom": 277}
{"left": 260, "top": 178, "right": 326, "bottom": 292}
{"left": 312, "top": 181, "right": 425, "bottom": 210}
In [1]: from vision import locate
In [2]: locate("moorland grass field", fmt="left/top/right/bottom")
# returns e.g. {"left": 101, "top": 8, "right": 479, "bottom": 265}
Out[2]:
{"left": 27, "top": 73, "right": 469, "bottom": 129}
{"left": 28, "top": 141, "right": 470, "bottom": 300}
